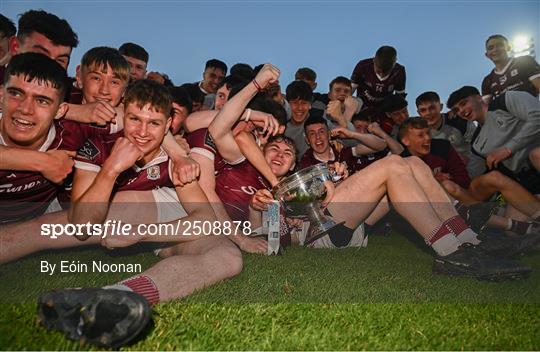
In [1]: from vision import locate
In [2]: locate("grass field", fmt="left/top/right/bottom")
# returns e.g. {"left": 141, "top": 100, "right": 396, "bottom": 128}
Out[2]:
{"left": 1, "top": 233, "right": 539, "bottom": 350}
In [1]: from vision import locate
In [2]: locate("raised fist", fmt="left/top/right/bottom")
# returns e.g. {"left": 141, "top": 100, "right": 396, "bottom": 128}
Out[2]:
{"left": 253, "top": 64, "right": 280, "bottom": 90}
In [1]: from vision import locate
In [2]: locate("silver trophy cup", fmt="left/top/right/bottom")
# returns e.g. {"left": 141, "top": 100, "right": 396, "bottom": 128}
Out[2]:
{"left": 272, "top": 163, "right": 344, "bottom": 246}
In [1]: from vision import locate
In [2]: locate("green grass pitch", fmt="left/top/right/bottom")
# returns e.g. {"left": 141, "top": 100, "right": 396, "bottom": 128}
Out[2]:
{"left": 1, "top": 234, "right": 538, "bottom": 350}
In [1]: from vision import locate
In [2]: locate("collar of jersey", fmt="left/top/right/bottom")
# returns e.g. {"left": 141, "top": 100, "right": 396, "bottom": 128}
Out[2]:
{"left": 494, "top": 58, "right": 514, "bottom": 75}
{"left": 131, "top": 147, "right": 168, "bottom": 172}
{"left": 0, "top": 123, "right": 56, "bottom": 152}
{"left": 313, "top": 146, "right": 336, "bottom": 162}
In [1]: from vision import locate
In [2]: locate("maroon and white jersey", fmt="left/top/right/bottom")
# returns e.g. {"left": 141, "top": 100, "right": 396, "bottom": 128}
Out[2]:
{"left": 185, "top": 128, "right": 226, "bottom": 175}
{"left": 481, "top": 56, "right": 540, "bottom": 99}
{"left": 298, "top": 144, "right": 356, "bottom": 174}
{"left": 215, "top": 160, "right": 269, "bottom": 222}
{"left": 214, "top": 159, "right": 292, "bottom": 247}
{"left": 351, "top": 58, "right": 406, "bottom": 110}
{"left": 0, "top": 119, "right": 102, "bottom": 223}
{"left": 67, "top": 79, "right": 83, "bottom": 104}
{"left": 74, "top": 132, "right": 174, "bottom": 193}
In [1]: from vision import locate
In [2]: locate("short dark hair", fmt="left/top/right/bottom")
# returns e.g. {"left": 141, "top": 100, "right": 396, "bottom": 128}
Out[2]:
{"left": 374, "top": 45, "right": 397, "bottom": 74}
{"left": 0, "top": 14, "right": 16, "bottom": 38}
{"left": 180, "top": 83, "right": 205, "bottom": 104}
{"left": 217, "top": 75, "right": 248, "bottom": 91}
{"left": 81, "top": 47, "right": 130, "bottom": 83}
{"left": 17, "top": 10, "right": 78, "bottom": 48}
{"left": 485, "top": 34, "right": 508, "bottom": 48}
{"left": 169, "top": 86, "right": 192, "bottom": 114}
{"left": 304, "top": 114, "right": 328, "bottom": 132}
{"left": 124, "top": 79, "right": 172, "bottom": 116}
{"left": 118, "top": 42, "right": 149, "bottom": 63}
{"left": 252, "top": 64, "right": 263, "bottom": 75}
{"left": 447, "top": 86, "right": 480, "bottom": 109}
{"left": 244, "top": 94, "right": 288, "bottom": 127}
{"left": 161, "top": 73, "right": 174, "bottom": 87}
{"left": 261, "top": 99, "right": 288, "bottom": 127}
{"left": 230, "top": 63, "right": 254, "bottom": 81}
{"left": 329, "top": 76, "right": 352, "bottom": 91}
{"left": 351, "top": 111, "right": 371, "bottom": 123}
{"left": 5, "top": 52, "right": 68, "bottom": 98}
{"left": 286, "top": 80, "right": 313, "bottom": 102}
{"left": 295, "top": 67, "right": 317, "bottom": 82}
{"left": 205, "top": 59, "right": 227, "bottom": 74}
{"left": 415, "top": 91, "right": 441, "bottom": 107}
{"left": 382, "top": 94, "right": 408, "bottom": 113}
{"left": 264, "top": 134, "right": 298, "bottom": 159}
{"left": 227, "top": 80, "right": 251, "bottom": 101}
{"left": 398, "top": 117, "right": 428, "bottom": 141}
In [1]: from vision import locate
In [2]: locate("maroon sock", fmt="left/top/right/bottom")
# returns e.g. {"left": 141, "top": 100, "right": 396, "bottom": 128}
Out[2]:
{"left": 120, "top": 275, "right": 160, "bottom": 305}
{"left": 444, "top": 216, "right": 470, "bottom": 236}
{"left": 445, "top": 215, "right": 479, "bottom": 244}
{"left": 426, "top": 223, "right": 460, "bottom": 256}
{"left": 510, "top": 220, "right": 532, "bottom": 235}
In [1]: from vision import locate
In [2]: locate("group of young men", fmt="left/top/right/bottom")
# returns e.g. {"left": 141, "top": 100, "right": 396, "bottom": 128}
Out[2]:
{"left": 1, "top": 10, "right": 540, "bottom": 348}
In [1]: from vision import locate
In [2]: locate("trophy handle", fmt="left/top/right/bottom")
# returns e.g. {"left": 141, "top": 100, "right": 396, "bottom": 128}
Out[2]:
{"left": 321, "top": 180, "right": 335, "bottom": 207}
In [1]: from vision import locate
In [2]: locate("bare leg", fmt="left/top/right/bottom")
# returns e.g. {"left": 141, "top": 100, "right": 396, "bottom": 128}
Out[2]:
{"left": 402, "top": 157, "right": 459, "bottom": 221}
{"left": 0, "top": 191, "right": 159, "bottom": 264}
{"left": 364, "top": 196, "right": 390, "bottom": 226}
{"left": 468, "top": 171, "right": 540, "bottom": 217}
{"left": 0, "top": 210, "right": 102, "bottom": 264}
{"left": 136, "top": 235, "right": 242, "bottom": 301}
{"left": 440, "top": 180, "right": 478, "bottom": 205}
{"left": 327, "top": 155, "right": 444, "bottom": 239}
{"left": 529, "top": 147, "right": 540, "bottom": 173}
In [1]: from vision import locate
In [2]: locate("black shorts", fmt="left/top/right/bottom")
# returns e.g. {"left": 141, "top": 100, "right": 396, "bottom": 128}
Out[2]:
{"left": 499, "top": 166, "right": 540, "bottom": 195}
{"left": 326, "top": 224, "right": 355, "bottom": 247}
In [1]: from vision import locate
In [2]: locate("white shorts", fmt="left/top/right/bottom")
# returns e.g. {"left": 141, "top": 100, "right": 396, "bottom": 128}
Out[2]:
{"left": 151, "top": 187, "right": 187, "bottom": 223}
{"left": 45, "top": 197, "right": 63, "bottom": 214}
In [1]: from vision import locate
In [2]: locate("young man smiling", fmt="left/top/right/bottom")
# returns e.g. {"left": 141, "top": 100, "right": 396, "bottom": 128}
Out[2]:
{"left": 66, "top": 46, "right": 129, "bottom": 127}
{"left": 299, "top": 114, "right": 386, "bottom": 173}
{"left": 0, "top": 10, "right": 78, "bottom": 107}
{"left": 7, "top": 10, "right": 78, "bottom": 71}
{"left": 447, "top": 86, "right": 540, "bottom": 195}
{"left": 399, "top": 117, "right": 540, "bottom": 236}
{"left": 0, "top": 54, "right": 75, "bottom": 223}
{"left": 481, "top": 34, "right": 540, "bottom": 102}
{"left": 37, "top": 79, "right": 242, "bottom": 348}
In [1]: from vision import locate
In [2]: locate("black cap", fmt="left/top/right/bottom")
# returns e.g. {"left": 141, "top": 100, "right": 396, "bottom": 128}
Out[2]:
{"left": 447, "top": 86, "right": 480, "bottom": 108}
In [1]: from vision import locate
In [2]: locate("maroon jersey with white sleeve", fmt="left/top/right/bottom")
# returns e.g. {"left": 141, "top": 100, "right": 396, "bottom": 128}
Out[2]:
{"left": 481, "top": 56, "right": 540, "bottom": 99}
{"left": 0, "top": 119, "right": 100, "bottom": 223}
{"left": 215, "top": 160, "right": 269, "bottom": 222}
{"left": 74, "top": 132, "right": 174, "bottom": 193}
{"left": 185, "top": 128, "right": 226, "bottom": 175}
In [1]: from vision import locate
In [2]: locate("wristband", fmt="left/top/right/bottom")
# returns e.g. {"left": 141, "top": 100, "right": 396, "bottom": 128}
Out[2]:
{"left": 252, "top": 79, "right": 263, "bottom": 92}
{"left": 244, "top": 108, "right": 252, "bottom": 122}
